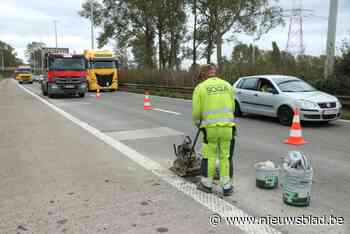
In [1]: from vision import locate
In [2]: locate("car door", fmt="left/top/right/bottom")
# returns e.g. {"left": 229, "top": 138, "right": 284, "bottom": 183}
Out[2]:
{"left": 252, "top": 78, "right": 280, "bottom": 116}
{"left": 236, "top": 77, "right": 260, "bottom": 113}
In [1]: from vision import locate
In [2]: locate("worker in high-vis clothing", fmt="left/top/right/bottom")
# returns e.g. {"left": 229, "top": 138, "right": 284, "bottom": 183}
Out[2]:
{"left": 192, "top": 64, "right": 236, "bottom": 196}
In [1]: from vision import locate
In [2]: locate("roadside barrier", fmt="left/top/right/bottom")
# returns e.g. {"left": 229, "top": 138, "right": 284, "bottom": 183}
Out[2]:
{"left": 118, "top": 83, "right": 350, "bottom": 107}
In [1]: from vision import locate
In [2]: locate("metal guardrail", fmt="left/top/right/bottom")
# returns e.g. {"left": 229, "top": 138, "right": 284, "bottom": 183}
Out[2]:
{"left": 119, "top": 83, "right": 193, "bottom": 93}
{"left": 118, "top": 83, "right": 194, "bottom": 99}
{"left": 338, "top": 96, "right": 350, "bottom": 107}
{"left": 119, "top": 83, "right": 350, "bottom": 107}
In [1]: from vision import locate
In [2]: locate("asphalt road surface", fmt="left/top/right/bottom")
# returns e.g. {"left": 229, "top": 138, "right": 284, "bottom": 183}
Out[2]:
{"left": 1, "top": 79, "right": 349, "bottom": 234}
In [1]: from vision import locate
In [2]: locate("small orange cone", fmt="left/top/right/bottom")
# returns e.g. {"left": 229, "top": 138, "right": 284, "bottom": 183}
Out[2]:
{"left": 96, "top": 88, "right": 101, "bottom": 100}
{"left": 144, "top": 91, "right": 153, "bottom": 110}
{"left": 284, "top": 108, "right": 309, "bottom": 145}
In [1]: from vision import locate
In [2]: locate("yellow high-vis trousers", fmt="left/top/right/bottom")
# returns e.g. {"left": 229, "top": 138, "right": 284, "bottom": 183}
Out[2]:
{"left": 200, "top": 126, "right": 235, "bottom": 189}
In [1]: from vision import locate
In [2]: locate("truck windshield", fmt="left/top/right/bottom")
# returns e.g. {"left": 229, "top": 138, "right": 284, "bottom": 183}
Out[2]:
{"left": 50, "top": 58, "right": 86, "bottom": 71}
{"left": 16, "top": 69, "right": 31, "bottom": 73}
{"left": 91, "top": 60, "right": 116, "bottom": 69}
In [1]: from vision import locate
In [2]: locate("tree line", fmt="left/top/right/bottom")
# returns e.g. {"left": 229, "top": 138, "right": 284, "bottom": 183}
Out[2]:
{"left": 0, "top": 40, "right": 22, "bottom": 69}
{"left": 79, "top": 1, "right": 350, "bottom": 95}
{"left": 24, "top": 41, "right": 47, "bottom": 73}
{"left": 79, "top": 0, "right": 283, "bottom": 72}
{"left": 222, "top": 41, "right": 326, "bottom": 83}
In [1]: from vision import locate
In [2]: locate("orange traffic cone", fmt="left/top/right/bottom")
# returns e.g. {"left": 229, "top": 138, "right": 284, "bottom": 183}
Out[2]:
{"left": 96, "top": 88, "right": 101, "bottom": 100}
{"left": 284, "top": 108, "right": 309, "bottom": 145}
{"left": 144, "top": 91, "right": 153, "bottom": 110}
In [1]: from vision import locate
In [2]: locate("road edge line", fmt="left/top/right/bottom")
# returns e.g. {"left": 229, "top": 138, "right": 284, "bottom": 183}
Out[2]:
{"left": 16, "top": 80, "right": 280, "bottom": 234}
{"left": 153, "top": 108, "right": 182, "bottom": 115}
{"left": 338, "top": 119, "right": 350, "bottom": 123}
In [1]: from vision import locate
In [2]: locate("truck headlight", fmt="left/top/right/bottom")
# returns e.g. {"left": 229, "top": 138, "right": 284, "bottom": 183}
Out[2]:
{"left": 297, "top": 100, "right": 319, "bottom": 110}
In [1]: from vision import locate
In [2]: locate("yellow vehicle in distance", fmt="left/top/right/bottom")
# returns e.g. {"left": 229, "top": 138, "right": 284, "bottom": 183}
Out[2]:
{"left": 15, "top": 66, "right": 33, "bottom": 84}
{"left": 84, "top": 50, "right": 119, "bottom": 91}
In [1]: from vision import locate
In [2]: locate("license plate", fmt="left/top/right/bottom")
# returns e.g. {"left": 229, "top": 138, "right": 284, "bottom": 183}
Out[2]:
{"left": 64, "top": 85, "right": 75, "bottom": 89}
{"left": 323, "top": 109, "right": 337, "bottom": 115}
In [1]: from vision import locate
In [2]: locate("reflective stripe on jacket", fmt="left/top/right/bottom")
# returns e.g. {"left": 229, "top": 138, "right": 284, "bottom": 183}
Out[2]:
{"left": 192, "top": 77, "right": 235, "bottom": 128}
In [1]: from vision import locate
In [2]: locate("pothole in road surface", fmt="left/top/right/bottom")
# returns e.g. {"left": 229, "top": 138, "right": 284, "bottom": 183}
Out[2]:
{"left": 156, "top": 227, "right": 169, "bottom": 233}
{"left": 57, "top": 219, "right": 68, "bottom": 225}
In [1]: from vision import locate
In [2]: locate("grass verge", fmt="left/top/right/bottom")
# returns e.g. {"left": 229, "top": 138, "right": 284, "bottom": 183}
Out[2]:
{"left": 342, "top": 109, "right": 350, "bottom": 120}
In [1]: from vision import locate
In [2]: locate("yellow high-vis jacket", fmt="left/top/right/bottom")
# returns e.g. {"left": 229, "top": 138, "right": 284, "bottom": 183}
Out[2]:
{"left": 192, "top": 77, "right": 235, "bottom": 128}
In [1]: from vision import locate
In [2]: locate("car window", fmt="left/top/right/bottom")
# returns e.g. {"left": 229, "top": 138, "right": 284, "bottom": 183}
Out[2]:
{"left": 257, "top": 78, "right": 277, "bottom": 93}
{"left": 240, "top": 78, "right": 258, "bottom": 90}
{"left": 278, "top": 80, "right": 316, "bottom": 92}
{"left": 236, "top": 79, "right": 244, "bottom": 88}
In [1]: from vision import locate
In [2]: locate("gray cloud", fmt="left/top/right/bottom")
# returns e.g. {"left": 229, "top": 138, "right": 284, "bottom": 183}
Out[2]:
{"left": 0, "top": 0, "right": 93, "bottom": 60}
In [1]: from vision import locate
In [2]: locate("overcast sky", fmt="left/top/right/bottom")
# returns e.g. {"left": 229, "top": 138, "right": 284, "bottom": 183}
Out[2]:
{"left": 0, "top": 0, "right": 349, "bottom": 64}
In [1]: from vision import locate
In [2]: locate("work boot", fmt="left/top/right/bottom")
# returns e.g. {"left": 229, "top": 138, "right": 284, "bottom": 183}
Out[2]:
{"left": 223, "top": 186, "right": 234, "bottom": 196}
{"left": 197, "top": 182, "right": 212, "bottom": 193}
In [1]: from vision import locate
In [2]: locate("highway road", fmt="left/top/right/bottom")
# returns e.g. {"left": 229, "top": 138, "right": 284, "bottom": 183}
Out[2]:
{"left": 1, "top": 79, "right": 349, "bottom": 234}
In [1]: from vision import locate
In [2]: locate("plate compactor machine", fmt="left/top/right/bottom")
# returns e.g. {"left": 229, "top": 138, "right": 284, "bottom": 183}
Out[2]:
{"left": 170, "top": 126, "right": 202, "bottom": 177}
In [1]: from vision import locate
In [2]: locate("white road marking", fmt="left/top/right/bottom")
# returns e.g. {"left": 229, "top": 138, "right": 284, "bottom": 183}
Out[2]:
{"left": 107, "top": 127, "right": 183, "bottom": 141}
{"left": 338, "top": 119, "right": 350, "bottom": 123}
{"left": 17, "top": 80, "right": 280, "bottom": 234}
{"left": 154, "top": 108, "right": 182, "bottom": 115}
{"left": 55, "top": 102, "right": 91, "bottom": 107}
{"left": 119, "top": 91, "right": 193, "bottom": 103}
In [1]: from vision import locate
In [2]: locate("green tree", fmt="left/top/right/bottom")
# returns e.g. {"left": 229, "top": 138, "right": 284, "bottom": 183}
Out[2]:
{"left": 80, "top": 0, "right": 156, "bottom": 68}
{"left": 79, "top": 0, "right": 187, "bottom": 70}
{"left": 130, "top": 33, "right": 156, "bottom": 69}
{"left": 25, "top": 41, "right": 46, "bottom": 71}
{"left": 196, "top": 0, "right": 284, "bottom": 73}
{"left": 79, "top": 0, "right": 104, "bottom": 26}
{"left": 337, "top": 39, "right": 350, "bottom": 76}
{"left": 154, "top": 0, "right": 187, "bottom": 70}
{"left": 270, "top": 41, "right": 282, "bottom": 72}
{"left": 0, "top": 41, "right": 22, "bottom": 69}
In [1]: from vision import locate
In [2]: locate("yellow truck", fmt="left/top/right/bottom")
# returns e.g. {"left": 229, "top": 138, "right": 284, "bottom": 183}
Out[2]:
{"left": 84, "top": 50, "right": 118, "bottom": 91}
{"left": 15, "top": 66, "right": 33, "bottom": 84}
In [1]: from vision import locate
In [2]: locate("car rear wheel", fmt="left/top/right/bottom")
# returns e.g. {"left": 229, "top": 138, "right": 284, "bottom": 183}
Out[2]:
{"left": 48, "top": 86, "right": 54, "bottom": 98}
{"left": 42, "top": 87, "right": 47, "bottom": 96}
{"left": 79, "top": 93, "right": 85, "bottom": 98}
{"left": 42, "top": 84, "right": 48, "bottom": 96}
{"left": 278, "top": 106, "right": 293, "bottom": 126}
{"left": 234, "top": 101, "right": 243, "bottom": 117}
